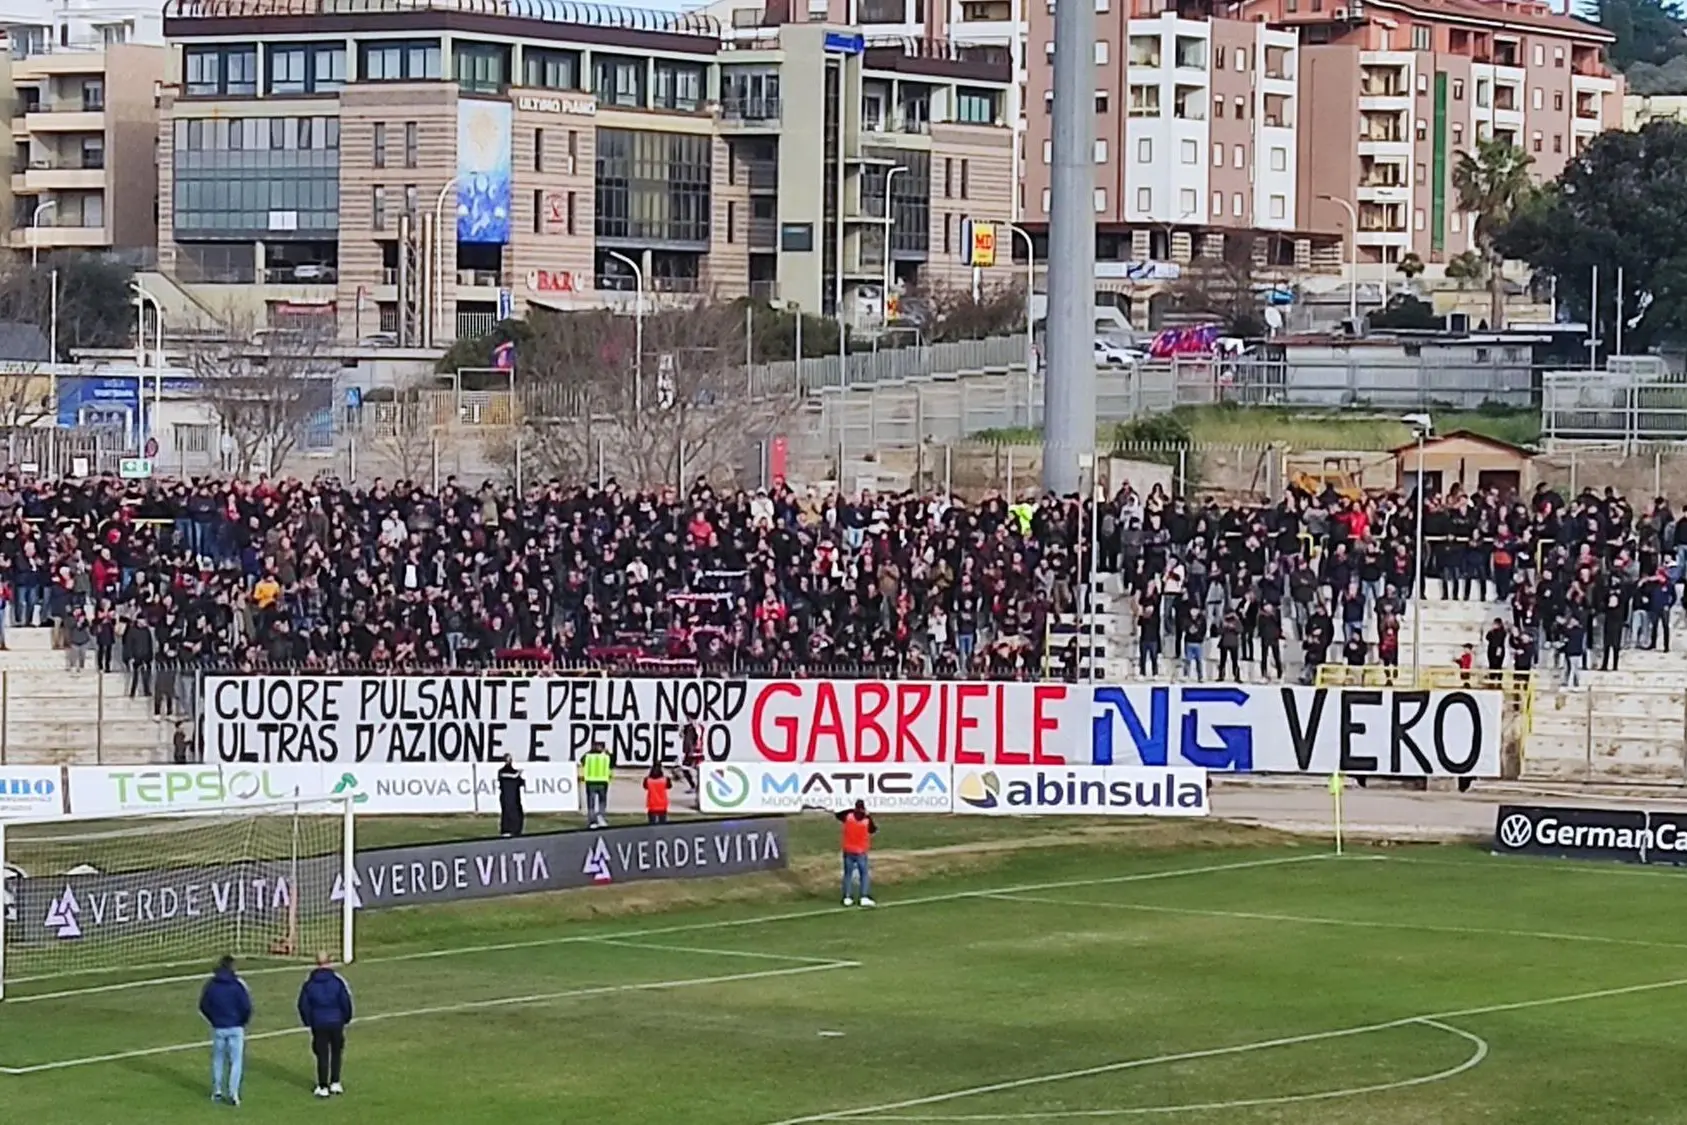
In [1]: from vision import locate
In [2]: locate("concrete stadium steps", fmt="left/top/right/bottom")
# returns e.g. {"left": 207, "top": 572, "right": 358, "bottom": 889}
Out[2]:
{"left": 1398, "top": 598, "right": 1499, "bottom": 671}
{"left": 1523, "top": 685, "right": 1687, "bottom": 783}
{"left": 0, "top": 628, "right": 171, "bottom": 765}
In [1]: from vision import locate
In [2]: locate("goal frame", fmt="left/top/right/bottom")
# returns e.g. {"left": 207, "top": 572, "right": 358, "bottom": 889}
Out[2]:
{"left": 0, "top": 795, "right": 356, "bottom": 1001}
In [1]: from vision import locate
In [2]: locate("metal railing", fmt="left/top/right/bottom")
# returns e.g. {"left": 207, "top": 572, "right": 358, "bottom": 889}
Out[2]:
{"left": 749, "top": 333, "right": 1030, "bottom": 398}
{"left": 720, "top": 95, "right": 780, "bottom": 121}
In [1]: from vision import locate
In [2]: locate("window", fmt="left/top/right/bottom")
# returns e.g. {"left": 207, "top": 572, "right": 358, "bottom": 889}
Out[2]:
{"left": 81, "top": 136, "right": 104, "bottom": 169}
{"left": 1179, "top": 187, "right": 1197, "bottom": 214}
{"left": 1211, "top": 190, "right": 1222, "bottom": 216}
{"left": 455, "top": 42, "right": 508, "bottom": 93}
{"left": 372, "top": 185, "right": 387, "bottom": 231}
{"left": 1414, "top": 208, "right": 1425, "bottom": 230}
{"left": 1094, "top": 90, "right": 1109, "bottom": 113}
{"left": 373, "top": 122, "right": 387, "bottom": 168}
{"left": 1411, "top": 25, "right": 1431, "bottom": 50}
{"left": 1094, "top": 187, "right": 1107, "bottom": 212}
{"left": 1553, "top": 133, "right": 1563, "bottom": 153}
{"left": 405, "top": 184, "right": 419, "bottom": 216}
{"left": 566, "top": 191, "right": 576, "bottom": 235}
{"left": 312, "top": 46, "right": 346, "bottom": 91}
{"left": 1232, "top": 192, "right": 1244, "bottom": 217}
{"left": 533, "top": 189, "right": 543, "bottom": 234}
{"left": 1452, "top": 122, "right": 1464, "bottom": 144}
{"left": 1415, "top": 161, "right": 1427, "bottom": 184}
{"left": 1269, "top": 146, "right": 1286, "bottom": 171}
{"left": 1418, "top": 72, "right": 1429, "bottom": 94}
{"left": 1211, "top": 142, "right": 1221, "bottom": 166}
{"left": 653, "top": 61, "right": 705, "bottom": 110}
{"left": 524, "top": 47, "right": 579, "bottom": 91}
{"left": 1532, "top": 87, "right": 1543, "bottom": 110}
{"left": 1554, "top": 46, "right": 1565, "bottom": 67}
{"left": 1533, "top": 43, "right": 1545, "bottom": 66}
{"left": 727, "top": 200, "right": 736, "bottom": 242}
{"left": 1233, "top": 144, "right": 1244, "bottom": 168}
{"left": 1452, "top": 79, "right": 1464, "bottom": 100}
{"left": 1044, "top": 89, "right": 1053, "bottom": 114}
{"left": 1093, "top": 138, "right": 1107, "bottom": 162}
{"left": 1554, "top": 91, "right": 1564, "bottom": 111}
{"left": 1040, "top": 188, "right": 1050, "bottom": 214}
{"left": 593, "top": 56, "right": 645, "bottom": 108}
{"left": 1234, "top": 96, "right": 1245, "bottom": 118}
{"left": 363, "top": 41, "right": 441, "bottom": 81}
{"left": 944, "top": 157, "right": 954, "bottom": 196}
{"left": 1138, "top": 137, "right": 1152, "bottom": 162}
{"left": 535, "top": 128, "right": 545, "bottom": 172}
{"left": 1214, "top": 46, "right": 1226, "bottom": 69}
{"left": 1417, "top": 118, "right": 1429, "bottom": 140}
{"left": 185, "top": 46, "right": 257, "bottom": 96}
{"left": 960, "top": 158, "right": 969, "bottom": 197}
{"left": 1532, "top": 130, "right": 1543, "bottom": 152}
{"left": 593, "top": 128, "right": 712, "bottom": 244}
{"left": 957, "top": 89, "right": 995, "bottom": 123}
{"left": 404, "top": 122, "right": 418, "bottom": 168}
{"left": 1181, "top": 138, "right": 1198, "bottom": 164}
{"left": 1213, "top": 95, "right": 1224, "bottom": 118}
{"left": 1094, "top": 40, "right": 1109, "bottom": 64}
{"left": 1235, "top": 48, "right": 1248, "bottom": 70}
{"left": 1269, "top": 194, "right": 1286, "bottom": 219}
{"left": 1451, "top": 211, "right": 1462, "bottom": 233}
{"left": 269, "top": 46, "right": 306, "bottom": 94}
{"left": 944, "top": 213, "right": 954, "bottom": 252}
{"left": 1135, "top": 186, "right": 1151, "bottom": 212}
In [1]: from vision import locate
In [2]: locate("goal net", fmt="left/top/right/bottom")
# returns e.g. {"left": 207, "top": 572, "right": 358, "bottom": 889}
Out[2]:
{"left": 0, "top": 797, "right": 355, "bottom": 999}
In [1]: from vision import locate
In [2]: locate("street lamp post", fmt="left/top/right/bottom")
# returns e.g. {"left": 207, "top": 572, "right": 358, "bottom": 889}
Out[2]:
{"left": 430, "top": 178, "right": 459, "bottom": 347}
{"left": 131, "top": 281, "right": 164, "bottom": 448}
{"left": 1007, "top": 223, "right": 1035, "bottom": 428}
{"left": 606, "top": 251, "right": 645, "bottom": 414}
{"left": 1319, "top": 194, "right": 1360, "bottom": 324}
{"left": 30, "top": 199, "right": 57, "bottom": 269}
{"left": 881, "top": 166, "right": 908, "bottom": 325}
{"left": 1404, "top": 413, "right": 1433, "bottom": 682}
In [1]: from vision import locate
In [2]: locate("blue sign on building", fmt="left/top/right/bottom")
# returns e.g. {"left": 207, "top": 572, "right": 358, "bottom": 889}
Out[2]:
{"left": 823, "top": 31, "right": 865, "bottom": 54}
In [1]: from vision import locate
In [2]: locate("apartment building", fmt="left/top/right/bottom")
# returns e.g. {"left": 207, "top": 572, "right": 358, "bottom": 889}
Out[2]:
{"left": 1243, "top": 0, "right": 1618, "bottom": 268}
{"left": 2, "top": 9, "right": 164, "bottom": 257}
{"left": 156, "top": 0, "right": 1013, "bottom": 342}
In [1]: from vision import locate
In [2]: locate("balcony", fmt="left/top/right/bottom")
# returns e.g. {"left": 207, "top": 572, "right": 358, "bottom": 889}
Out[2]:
{"left": 8, "top": 223, "right": 107, "bottom": 250}
{"left": 749, "top": 279, "right": 777, "bottom": 301}
{"left": 1128, "top": 37, "right": 1160, "bottom": 68}
{"left": 456, "top": 310, "right": 497, "bottom": 339}
{"left": 1574, "top": 95, "right": 1600, "bottom": 121}
{"left": 22, "top": 163, "right": 103, "bottom": 190}
{"left": 1173, "top": 36, "right": 1206, "bottom": 71}
{"left": 1172, "top": 86, "right": 1205, "bottom": 121}
{"left": 720, "top": 96, "right": 781, "bottom": 128}
{"left": 23, "top": 105, "right": 103, "bottom": 132}
{"left": 745, "top": 158, "right": 778, "bottom": 192}
{"left": 748, "top": 216, "right": 777, "bottom": 249}
{"left": 263, "top": 265, "right": 337, "bottom": 285}
{"left": 456, "top": 268, "right": 504, "bottom": 288}
{"left": 1264, "top": 47, "right": 1292, "bottom": 80}
{"left": 1128, "top": 86, "right": 1161, "bottom": 118}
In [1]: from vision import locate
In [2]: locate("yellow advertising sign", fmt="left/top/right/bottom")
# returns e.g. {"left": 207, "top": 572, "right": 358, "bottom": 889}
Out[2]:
{"left": 967, "top": 220, "right": 998, "bottom": 268}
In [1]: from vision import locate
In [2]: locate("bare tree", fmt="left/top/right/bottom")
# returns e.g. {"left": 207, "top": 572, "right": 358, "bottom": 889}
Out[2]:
{"left": 509, "top": 300, "right": 797, "bottom": 488}
{"left": 363, "top": 375, "right": 450, "bottom": 482}
{"left": 186, "top": 315, "right": 336, "bottom": 478}
{"left": 1165, "top": 234, "right": 1268, "bottom": 337}
{"left": 900, "top": 279, "right": 1025, "bottom": 343}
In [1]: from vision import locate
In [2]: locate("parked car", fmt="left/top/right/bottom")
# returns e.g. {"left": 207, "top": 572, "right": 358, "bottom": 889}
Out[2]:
{"left": 1094, "top": 339, "right": 1144, "bottom": 366}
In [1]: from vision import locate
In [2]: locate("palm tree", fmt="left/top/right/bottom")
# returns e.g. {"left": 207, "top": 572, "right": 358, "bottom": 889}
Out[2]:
{"left": 1452, "top": 138, "right": 1534, "bottom": 329}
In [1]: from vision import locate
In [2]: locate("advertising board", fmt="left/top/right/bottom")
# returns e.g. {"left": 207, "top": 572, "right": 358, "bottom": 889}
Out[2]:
{"left": 950, "top": 766, "right": 1210, "bottom": 816}
{"left": 1493, "top": 803, "right": 1687, "bottom": 867}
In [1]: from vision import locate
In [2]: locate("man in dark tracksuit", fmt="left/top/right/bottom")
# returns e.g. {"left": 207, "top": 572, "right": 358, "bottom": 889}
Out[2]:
{"left": 497, "top": 755, "right": 525, "bottom": 837}
{"left": 297, "top": 953, "right": 354, "bottom": 1098}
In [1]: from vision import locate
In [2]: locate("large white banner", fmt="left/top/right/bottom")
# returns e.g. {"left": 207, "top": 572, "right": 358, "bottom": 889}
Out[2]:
{"left": 202, "top": 676, "right": 1502, "bottom": 778}
{"left": 0, "top": 767, "right": 63, "bottom": 821}
{"left": 66, "top": 764, "right": 579, "bottom": 817}
{"left": 951, "top": 766, "right": 1210, "bottom": 817}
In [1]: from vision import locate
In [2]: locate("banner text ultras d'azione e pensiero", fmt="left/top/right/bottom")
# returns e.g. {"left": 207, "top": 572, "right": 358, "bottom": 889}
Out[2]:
{"left": 202, "top": 676, "right": 1504, "bottom": 778}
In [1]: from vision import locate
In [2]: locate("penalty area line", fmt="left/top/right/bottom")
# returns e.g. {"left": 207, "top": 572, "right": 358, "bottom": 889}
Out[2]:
{"left": 760, "top": 974, "right": 1687, "bottom": 1125}
{"left": 0, "top": 960, "right": 857, "bottom": 1077}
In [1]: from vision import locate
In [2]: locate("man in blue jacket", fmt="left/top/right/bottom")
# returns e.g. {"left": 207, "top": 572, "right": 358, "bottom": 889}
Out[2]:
{"left": 199, "top": 955, "right": 252, "bottom": 1105}
{"left": 297, "top": 952, "right": 354, "bottom": 1098}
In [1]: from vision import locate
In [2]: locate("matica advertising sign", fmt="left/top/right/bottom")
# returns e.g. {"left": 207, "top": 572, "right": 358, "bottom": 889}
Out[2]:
{"left": 335, "top": 818, "right": 789, "bottom": 910}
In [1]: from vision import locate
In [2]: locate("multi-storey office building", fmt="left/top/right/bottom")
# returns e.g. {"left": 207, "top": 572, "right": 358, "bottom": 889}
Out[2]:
{"left": 156, "top": 0, "right": 1013, "bottom": 342}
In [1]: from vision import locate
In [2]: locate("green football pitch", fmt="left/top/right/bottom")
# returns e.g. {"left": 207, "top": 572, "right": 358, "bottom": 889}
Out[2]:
{"left": 3, "top": 816, "right": 1687, "bottom": 1125}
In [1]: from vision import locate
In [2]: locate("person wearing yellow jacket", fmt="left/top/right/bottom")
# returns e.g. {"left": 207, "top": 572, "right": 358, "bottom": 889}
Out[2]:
{"left": 581, "top": 744, "right": 612, "bottom": 828}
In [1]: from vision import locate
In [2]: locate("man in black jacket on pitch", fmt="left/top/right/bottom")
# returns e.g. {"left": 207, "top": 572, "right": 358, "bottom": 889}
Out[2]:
{"left": 297, "top": 953, "right": 354, "bottom": 1098}
{"left": 497, "top": 755, "right": 525, "bottom": 837}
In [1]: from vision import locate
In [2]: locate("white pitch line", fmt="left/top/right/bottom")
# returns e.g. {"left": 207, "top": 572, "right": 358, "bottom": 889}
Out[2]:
{"left": 987, "top": 892, "right": 1687, "bottom": 952}
{"left": 1372, "top": 853, "right": 1687, "bottom": 881}
{"left": 0, "top": 960, "right": 856, "bottom": 1077}
{"left": 858, "top": 1019, "right": 1490, "bottom": 1120}
{"left": 7, "top": 852, "right": 1328, "bottom": 1005}
{"left": 760, "top": 974, "right": 1687, "bottom": 1125}
{"left": 587, "top": 938, "right": 859, "bottom": 966}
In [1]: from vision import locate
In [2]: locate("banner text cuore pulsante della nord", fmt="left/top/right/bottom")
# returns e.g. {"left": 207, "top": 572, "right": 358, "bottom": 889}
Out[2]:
{"left": 202, "top": 676, "right": 1504, "bottom": 777}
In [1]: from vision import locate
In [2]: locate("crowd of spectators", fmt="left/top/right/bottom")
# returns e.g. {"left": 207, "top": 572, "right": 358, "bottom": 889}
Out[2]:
{"left": 0, "top": 472, "right": 1670, "bottom": 696}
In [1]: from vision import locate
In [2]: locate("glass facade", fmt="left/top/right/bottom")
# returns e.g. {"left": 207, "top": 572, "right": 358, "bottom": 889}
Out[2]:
{"left": 594, "top": 128, "right": 711, "bottom": 247}
{"left": 173, "top": 116, "right": 340, "bottom": 238}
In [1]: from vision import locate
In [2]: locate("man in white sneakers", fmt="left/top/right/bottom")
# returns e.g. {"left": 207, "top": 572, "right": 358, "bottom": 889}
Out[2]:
{"left": 297, "top": 952, "right": 353, "bottom": 1098}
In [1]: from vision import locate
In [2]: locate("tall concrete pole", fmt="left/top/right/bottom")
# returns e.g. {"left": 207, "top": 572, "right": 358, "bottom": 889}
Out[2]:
{"left": 1041, "top": 0, "right": 1097, "bottom": 497}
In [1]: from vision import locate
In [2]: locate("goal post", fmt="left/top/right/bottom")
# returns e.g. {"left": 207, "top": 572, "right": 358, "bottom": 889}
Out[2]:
{"left": 0, "top": 796, "right": 356, "bottom": 1001}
